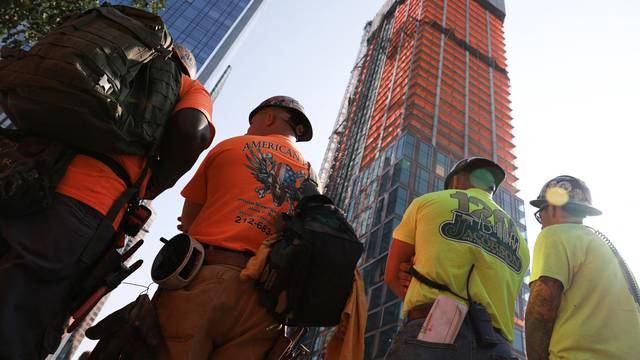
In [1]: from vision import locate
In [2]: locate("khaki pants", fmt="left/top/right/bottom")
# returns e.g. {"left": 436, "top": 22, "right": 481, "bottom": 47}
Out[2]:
{"left": 154, "top": 263, "right": 280, "bottom": 360}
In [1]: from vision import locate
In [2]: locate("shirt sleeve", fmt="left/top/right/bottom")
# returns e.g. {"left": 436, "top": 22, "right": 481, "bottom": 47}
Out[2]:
{"left": 181, "top": 150, "right": 214, "bottom": 205}
{"left": 393, "top": 198, "right": 420, "bottom": 245}
{"left": 530, "top": 227, "right": 581, "bottom": 290}
{"left": 174, "top": 75, "right": 215, "bottom": 146}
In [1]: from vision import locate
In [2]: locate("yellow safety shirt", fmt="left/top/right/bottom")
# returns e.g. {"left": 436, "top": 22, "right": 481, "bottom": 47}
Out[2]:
{"left": 531, "top": 224, "right": 640, "bottom": 359}
{"left": 394, "top": 188, "right": 529, "bottom": 341}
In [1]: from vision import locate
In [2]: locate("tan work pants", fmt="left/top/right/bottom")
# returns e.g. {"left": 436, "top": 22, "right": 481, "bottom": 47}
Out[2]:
{"left": 154, "top": 263, "right": 280, "bottom": 360}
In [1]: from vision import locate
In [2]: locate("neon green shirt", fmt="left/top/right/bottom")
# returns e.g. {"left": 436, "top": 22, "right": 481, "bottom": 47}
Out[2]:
{"left": 531, "top": 224, "right": 640, "bottom": 359}
{"left": 393, "top": 188, "right": 529, "bottom": 341}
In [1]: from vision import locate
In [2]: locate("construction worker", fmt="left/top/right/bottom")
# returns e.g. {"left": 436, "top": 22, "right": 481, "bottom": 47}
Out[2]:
{"left": 526, "top": 175, "right": 640, "bottom": 359}
{"left": 384, "top": 157, "right": 529, "bottom": 359}
{"left": 0, "top": 44, "right": 214, "bottom": 359}
{"left": 152, "top": 96, "right": 313, "bottom": 359}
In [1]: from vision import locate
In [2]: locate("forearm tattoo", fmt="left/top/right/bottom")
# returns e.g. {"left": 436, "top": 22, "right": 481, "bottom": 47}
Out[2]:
{"left": 525, "top": 276, "right": 563, "bottom": 360}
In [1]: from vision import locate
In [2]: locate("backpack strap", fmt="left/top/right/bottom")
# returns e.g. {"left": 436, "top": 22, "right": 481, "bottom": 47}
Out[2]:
{"left": 78, "top": 153, "right": 151, "bottom": 264}
{"left": 306, "top": 162, "right": 319, "bottom": 185}
{"left": 78, "top": 150, "right": 132, "bottom": 188}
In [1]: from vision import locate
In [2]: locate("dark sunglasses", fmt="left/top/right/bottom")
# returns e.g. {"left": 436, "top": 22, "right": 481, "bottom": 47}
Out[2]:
{"left": 534, "top": 206, "right": 547, "bottom": 224}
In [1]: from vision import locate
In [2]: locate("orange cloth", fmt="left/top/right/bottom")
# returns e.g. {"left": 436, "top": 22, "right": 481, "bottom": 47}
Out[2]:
{"left": 56, "top": 75, "right": 213, "bottom": 227}
{"left": 239, "top": 234, "right": 280, "bottom": 281}
{"left": 326, "top": 270, "right": 367, "bottom": 360}
{"left": 182, "top": 134, "right": 308, "bottom": 253}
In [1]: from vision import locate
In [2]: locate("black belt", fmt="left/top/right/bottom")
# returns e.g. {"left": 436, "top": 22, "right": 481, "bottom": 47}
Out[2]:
{"left": 202, "top": 245, "right": 253, "bottom": 268}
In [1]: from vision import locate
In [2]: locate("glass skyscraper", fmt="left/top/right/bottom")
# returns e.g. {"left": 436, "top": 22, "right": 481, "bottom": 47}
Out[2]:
{"left": 156, "top": 0, "right": 265, "bottom": 88}
{"left": 310, "top": 0, "right": 529, "bottom": 359}
{"left": 109, "top": 0, "right": 266, "bottom": 89}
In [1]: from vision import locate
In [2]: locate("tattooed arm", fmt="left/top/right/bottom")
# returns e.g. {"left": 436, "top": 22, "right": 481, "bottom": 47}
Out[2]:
{"left": 525, "top": 276, "right": 564, "bottom": 360}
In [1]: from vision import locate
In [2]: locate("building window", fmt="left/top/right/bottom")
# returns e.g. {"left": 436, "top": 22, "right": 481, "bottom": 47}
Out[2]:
{"left": 380, "top": 171, "right": 391, "bottom": 194}
{"left": 373, "top": 156, "right": 382, "bottom": 178}
{"left": 435, "top": 152, "right": 450, "bottom": 177}
{"left": 367, "top": 181, "right": 378, "bottom": 206}
{"left": 515, "top": 197, "right": 526, "bottom": 227}
{"left": 346, "top": 198, "right": 355, "bottom": 220}
{"left": 372, "top": 198, "right": 385, "bottom": 227}
{"left": 383, "top": 146, "right": 394, "bottom": 170}
{"left": 364, "top": 334, "right": 375, "bottom": 360}
{"left": 379, "top": 219, "right": 394, "bottom": 256}
{"left": 415, "top": 168, "right": 429, "bottom": 195}
{"left": 387, "top": 187, "right": 408, "bottom": 217}
{"left": 434, "top": 177, "right": 445, "bottom": 191}
{"left": 369, "top": 284, "right": 384, "bottom": 310}
{"left": 362, "top": 257, "right": 386, "bottom": 290}
{"left": 392, "top": 159, "right": 411, "bottom": 186}
{"left": 366, "top": 227, "right": 380, "bottom": 261}
{"left": 366, "top": 310, "right": 382, "bottom": 333}
{"left": 385, "top": 285, "right": 398, "bottom": 304}
{"left": 417, "top": 141, "right": 432, "bottom": 168}
{"left": 376, "top": 326, "right": 399, "bottom": 358}
{"left": 397, "top": 133, "right": 416, "bottom": 160}
{"left": 499, "top": 189, "right": 513, "bottom": 217}
{"left": 382, "top": 301, "right": 402, "bottom": 326}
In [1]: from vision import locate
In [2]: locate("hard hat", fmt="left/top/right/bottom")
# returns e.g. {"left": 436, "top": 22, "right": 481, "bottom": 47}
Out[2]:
{"left": 248, "top": 96, "right": 313, "bottom": 142}
{"left": 172, "top": 43, "right": 197, "bottom": 78}
{"left": 444, "top": 157, "right": 505, "bottom": 192}
{"left": 530, "top": 175, "right": 602, "bottom": 216}
{"left": 151, "top": 233, "right": 205, "bottom": 290}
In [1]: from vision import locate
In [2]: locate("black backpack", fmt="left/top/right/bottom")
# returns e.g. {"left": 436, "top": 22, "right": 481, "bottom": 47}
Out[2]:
{"left": 0, "top": 4, "right": 183, "bottom": 215}
{"left": 257, "top": 178, "right": 364, "bottom": 327}
{"left": 0, "top": 3, "right": 181, "bottom": 155}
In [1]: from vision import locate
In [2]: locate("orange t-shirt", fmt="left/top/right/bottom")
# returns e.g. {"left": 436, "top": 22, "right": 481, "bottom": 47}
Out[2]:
{"left": 182, "top": 134, "right": 308, "bottom": 253}
{"left": 56, "top": 75, "right": 214, "bottom": 227}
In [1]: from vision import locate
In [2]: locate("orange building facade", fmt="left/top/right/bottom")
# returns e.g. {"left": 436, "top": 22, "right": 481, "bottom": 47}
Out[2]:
{"left": 312, "top": 0, "right": 528, "bottom": 359}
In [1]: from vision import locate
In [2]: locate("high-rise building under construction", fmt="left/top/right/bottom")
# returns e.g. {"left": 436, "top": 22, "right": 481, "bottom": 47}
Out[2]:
{"left": 308, "top": 0, "right": 528, "bottom": 358}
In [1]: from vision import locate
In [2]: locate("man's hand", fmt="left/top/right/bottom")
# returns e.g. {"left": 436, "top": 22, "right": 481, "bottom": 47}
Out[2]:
{"left": 178, "top": 201, "right": 203, "bottom": 234}
{"left": 525, "top": 276, "right": 564, "bottom": 360}
{"left": 398, "top": 259, "right": 413, "bottom": 297}
{"left": 384, "top": 239, "right": 415, "bottom": 299}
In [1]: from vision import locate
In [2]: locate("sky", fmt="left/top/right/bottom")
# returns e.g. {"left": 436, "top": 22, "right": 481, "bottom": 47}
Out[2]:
{"left": 75, "top": 0, "right": 640, "bottom": 356}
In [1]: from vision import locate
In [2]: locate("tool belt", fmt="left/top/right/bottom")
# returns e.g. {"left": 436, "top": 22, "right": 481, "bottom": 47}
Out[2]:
{"left": 203, "top": 245, "right": 253, "bottom": 268}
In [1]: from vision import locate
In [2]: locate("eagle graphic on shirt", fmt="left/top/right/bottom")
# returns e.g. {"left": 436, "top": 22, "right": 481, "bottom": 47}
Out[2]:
{"left": 244, "top": 145, "right": 306, "bottom": 211}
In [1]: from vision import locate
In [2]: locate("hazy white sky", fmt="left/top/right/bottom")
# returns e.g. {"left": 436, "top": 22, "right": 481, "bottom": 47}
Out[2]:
{"left": 75, "top": 0, "right": 640, "bottom": 356}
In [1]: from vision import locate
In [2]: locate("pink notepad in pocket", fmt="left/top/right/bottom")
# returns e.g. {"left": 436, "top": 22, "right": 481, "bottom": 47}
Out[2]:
{"left": 417, "top": 295, "right": 468, "bottom": 344}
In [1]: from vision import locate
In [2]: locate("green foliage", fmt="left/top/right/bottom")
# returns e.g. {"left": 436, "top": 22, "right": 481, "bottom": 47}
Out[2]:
{"left": 0, "top": 0, "right": 167, "bottom": 49}
{"left": 129, "top": 0, "right": 166, "bottom": 14}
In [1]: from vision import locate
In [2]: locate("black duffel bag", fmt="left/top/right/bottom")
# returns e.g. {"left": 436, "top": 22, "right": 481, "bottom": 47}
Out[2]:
{"left": 257, "top": 178, "right": 363, "bottom": 327}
